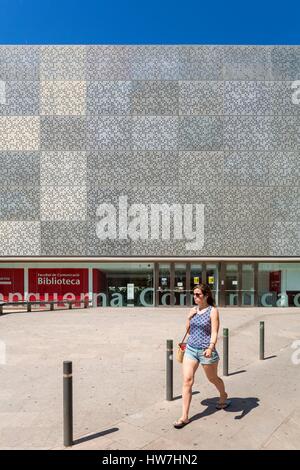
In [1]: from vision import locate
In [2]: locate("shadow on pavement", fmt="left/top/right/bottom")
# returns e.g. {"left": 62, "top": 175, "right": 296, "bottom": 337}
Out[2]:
{"left": 173, "top": 391, "right": 200, "bottom": 401}
{"left": 73, "top": 427, "right": 119, "bottom": 446}
{"left": 263, "top": 355, "right": 277, "bottom": 360}
{"left": 228, "top": 370, "right": 247, "bottom": 376}
{"left": 190, "top": 397, "right": 260, "bottom": 422}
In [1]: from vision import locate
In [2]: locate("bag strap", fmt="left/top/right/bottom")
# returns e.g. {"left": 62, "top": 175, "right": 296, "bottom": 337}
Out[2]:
{"left": 180, "top": 329, "right": 189, "bottom": 344}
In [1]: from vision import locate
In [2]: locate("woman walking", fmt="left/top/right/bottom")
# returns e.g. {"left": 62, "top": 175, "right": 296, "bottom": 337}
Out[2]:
{"left": 174, "top": 283, "right": 230, "bottom": 429}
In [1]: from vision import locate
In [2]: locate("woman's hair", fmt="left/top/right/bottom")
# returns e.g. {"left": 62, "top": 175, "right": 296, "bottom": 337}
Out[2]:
{"left": 193, "top": 283, "right": 215, "bottom": 306}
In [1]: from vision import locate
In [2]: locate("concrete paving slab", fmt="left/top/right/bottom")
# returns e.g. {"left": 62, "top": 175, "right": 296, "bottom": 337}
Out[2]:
{"left": 103, "top": 421, "right": 159, "bottom": 449}
{"left": 261, "top": 408, "right": 300, "bottom": 450}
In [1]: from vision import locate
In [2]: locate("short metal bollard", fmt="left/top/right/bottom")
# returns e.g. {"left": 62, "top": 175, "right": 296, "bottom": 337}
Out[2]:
{"left": 223, "top": 328, "right": 229, "bottom": 376}
{"left": 27, "top": 303, "right": 31, "bottom": 312}
{"left": 260, "top": 321, "right": 265, "bottom": 360}
{"left": 166, "top": 339, "right": 173, "bottom": 401}
{"left": 63, "top": 361, "right": 73, "bottom": 447}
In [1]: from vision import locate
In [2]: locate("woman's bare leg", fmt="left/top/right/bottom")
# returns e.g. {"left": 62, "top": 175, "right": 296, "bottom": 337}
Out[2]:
{"left": 178, "top": 357, "right": 199, "bottom": 422}
{"left": 202, "top": 362, "right": 228, "bottom": 403}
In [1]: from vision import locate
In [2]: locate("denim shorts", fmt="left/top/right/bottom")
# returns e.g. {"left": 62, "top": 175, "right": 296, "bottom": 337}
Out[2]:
{"left": 185, "top": 344, "right": 220, "bottom": 365}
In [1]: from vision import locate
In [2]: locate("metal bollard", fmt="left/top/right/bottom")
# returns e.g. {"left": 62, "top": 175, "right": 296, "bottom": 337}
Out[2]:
{"left": 166, "top": 340, "right": 173, "bottom": 401}
{"left": 27, "top": 303, "right": 31, "bottom": 312}
{"left": 260, "top": 321, "right": 265, "bottom": 360}
{"left": 223, "top": 328, "right": 229, "bottom": 376}
{"left": 63, "top": 361, "right": 73, "bottom": 447}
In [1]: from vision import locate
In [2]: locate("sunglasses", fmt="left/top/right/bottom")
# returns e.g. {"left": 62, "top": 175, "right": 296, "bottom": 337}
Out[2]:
{"left": 193, "top": 293, "right": 202, "bottom": 297}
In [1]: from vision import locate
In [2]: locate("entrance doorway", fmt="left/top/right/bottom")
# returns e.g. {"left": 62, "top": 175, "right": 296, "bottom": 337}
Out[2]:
{"left": 93, "top": 263, "right": 154, "bottom": 307}
{"left": 220, "top": 262, "right": 256, "bottom": 307}
{"left": 156, "top": 262, "right": 220, "bottom": 307}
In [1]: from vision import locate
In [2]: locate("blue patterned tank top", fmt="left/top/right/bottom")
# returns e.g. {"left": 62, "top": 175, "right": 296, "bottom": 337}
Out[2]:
{"left": 187, "top": 305, "right": 213, "bottom": 349}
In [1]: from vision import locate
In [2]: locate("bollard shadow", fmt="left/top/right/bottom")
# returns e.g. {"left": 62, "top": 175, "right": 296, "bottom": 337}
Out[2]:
{"left": 73, "top": 427, "right": 119, "bottom": 446}
{"left": 227, "top": 370, "right": 247, "bottom": 377}
{"left": 263, "top": 355, "right": 277, "bottom": 361}
{"left": 190, "top": 397, "right": 260, "bottom": 423}
{"left": 173, "top": 391, "right": 200, "bottom": 401}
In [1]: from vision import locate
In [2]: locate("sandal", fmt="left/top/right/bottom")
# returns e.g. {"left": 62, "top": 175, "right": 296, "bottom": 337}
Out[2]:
{"left": 173, "top": 419, "right": 190, "bottom": 429}
{"left": 216, "top": 399, "right": 231, "bottom": 410}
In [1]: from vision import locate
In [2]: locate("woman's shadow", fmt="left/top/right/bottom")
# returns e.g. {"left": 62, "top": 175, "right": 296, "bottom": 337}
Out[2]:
{"left": 190, "top": 396, "right": 260, "bottom": 422}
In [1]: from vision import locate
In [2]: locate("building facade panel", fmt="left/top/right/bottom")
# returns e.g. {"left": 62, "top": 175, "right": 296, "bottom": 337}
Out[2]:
{"left": 0, "top": 45, "right": 299, "bottom": 260}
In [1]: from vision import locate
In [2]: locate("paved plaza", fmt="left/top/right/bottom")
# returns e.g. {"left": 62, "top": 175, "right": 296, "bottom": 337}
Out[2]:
{"left": 0, "top": 306, "right": 299, "bottom": 450}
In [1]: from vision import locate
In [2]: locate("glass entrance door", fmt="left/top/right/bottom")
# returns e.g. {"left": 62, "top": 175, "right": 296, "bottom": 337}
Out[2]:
{"left": 225, "top": 264, "right": 239, "bottom": 306}
{"left": 222, "top": 263, "right": 256, "bottom": 307}
{"left": 158, "top": 263, "right": 171, "bottom": 306}
{"left": 206, "top": 263, "right": 219, "bottom": 306}
{"left": 241, "top": 264, "right": 255, "bottom": 306}
{"left": 174, "top": 263, "right": 187, "bottom": 306}
{"left": 93, "top": 263, "right": 154, "bottom": 307}
{"left": 190, "top": 263, "right": 203, "bottom": 305}
{"left": 155, "top": 262, "right": 220, "bottom": 307}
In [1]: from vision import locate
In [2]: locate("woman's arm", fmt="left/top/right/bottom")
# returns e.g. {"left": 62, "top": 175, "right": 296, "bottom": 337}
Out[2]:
{"left": 209, "top": 306, "right": 220, "bottom": 349}
{"left": 186, "top": 307, "right": 197, "bottom": 334}
{"left": 204, "top": 306, "right": 219, "bottom": 357}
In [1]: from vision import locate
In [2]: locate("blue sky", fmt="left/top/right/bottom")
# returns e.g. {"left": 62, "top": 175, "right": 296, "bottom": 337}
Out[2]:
{"left": 0, "top": 0, "right": 300, "bottom": 44}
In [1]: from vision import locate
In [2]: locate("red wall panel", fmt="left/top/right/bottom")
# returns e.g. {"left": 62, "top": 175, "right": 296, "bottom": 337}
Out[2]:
{"left": 0, "top": 268, "right": 24, "bottom": 301}
{"left": 28, "top": 268, "right": 88, "bottom": 301}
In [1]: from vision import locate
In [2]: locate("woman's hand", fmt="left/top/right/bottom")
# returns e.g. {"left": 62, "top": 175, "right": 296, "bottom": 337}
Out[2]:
{"left": 204, "top": 348, "right": 212, "bottom": 358}
{"left": 187, "top": 307, "right": 197, "bottom": 320}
